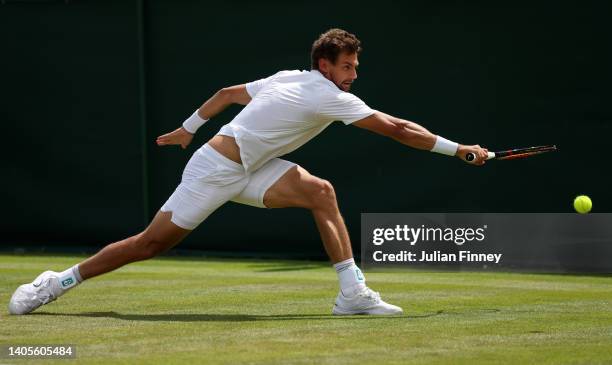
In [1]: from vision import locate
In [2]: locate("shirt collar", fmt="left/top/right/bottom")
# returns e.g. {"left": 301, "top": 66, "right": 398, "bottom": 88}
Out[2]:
{"left": 311, "top": 69, "right": 340, "bottom": 90}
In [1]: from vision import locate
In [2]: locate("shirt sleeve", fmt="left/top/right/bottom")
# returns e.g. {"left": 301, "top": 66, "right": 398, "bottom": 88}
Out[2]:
{"left": 245, "top": 74, "right": 274, "bottom": 97}
{"left": 318, "top": 92, "right": 376, "bottom": 125}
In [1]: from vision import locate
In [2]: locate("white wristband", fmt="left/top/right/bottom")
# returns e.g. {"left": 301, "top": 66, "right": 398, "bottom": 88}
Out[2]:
{"left": 182, "top": 109, "right": 209, "bottom": 134}
{"left": 431, "top": 136, "right": 459, "bottom": 156}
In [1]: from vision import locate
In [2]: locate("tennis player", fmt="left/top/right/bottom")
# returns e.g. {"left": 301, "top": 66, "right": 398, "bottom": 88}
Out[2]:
{"left": 9, "top": 29, "right": 488, "bottom": 316}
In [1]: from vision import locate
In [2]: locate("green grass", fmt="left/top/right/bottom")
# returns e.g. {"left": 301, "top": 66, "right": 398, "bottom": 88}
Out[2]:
{"left": 1, "top": 254, "right": 611, "bottom": 364}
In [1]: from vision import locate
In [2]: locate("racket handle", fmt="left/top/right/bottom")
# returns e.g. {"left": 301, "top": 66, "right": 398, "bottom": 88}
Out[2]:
{"left": 466, "top": 151, "right": 495, "bottom": 162}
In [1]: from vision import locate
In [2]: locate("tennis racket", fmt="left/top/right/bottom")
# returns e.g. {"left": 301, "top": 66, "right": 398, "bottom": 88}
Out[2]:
{"left": 466, "top": 145, "right": 557, "bottom": 162}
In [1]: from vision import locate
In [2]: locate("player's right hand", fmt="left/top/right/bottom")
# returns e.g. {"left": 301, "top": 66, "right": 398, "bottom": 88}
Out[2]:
{"left": 156, "top": 127, "right": 194, "bottom": 150}
{"left": 457, "top": 144, "right": 488, "bottom": 165}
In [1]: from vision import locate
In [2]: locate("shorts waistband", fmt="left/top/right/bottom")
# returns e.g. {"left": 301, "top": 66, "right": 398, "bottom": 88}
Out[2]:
{"left": 201, "top": 143, "right": 244, "bottom": 171}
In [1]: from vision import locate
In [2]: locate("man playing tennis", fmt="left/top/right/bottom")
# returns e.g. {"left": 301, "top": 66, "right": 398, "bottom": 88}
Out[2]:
{"left": 9, "top": 29, "right": 488, "bottom": 316}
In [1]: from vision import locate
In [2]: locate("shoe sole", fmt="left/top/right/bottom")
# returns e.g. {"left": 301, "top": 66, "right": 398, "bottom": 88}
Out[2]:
{"left": 332, "top": 305, "right": 403, "bottom": 316}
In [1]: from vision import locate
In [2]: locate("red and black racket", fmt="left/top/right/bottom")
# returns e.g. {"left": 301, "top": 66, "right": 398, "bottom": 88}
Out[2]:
{"left": 466, "top": 145, "right": 557, "bottom": 162}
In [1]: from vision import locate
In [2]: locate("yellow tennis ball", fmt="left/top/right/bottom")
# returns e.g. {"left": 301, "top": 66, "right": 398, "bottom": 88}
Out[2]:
{"left": 573, "top": 195, "right": 592, "bottom": 214}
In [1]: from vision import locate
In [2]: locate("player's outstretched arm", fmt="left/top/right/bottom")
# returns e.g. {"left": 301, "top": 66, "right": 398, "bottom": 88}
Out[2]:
{"left": 352, "top": 111, "right": 489, "bottom": 165}
{"left": 156, "top": 84, "right": 250, "bottom": 149}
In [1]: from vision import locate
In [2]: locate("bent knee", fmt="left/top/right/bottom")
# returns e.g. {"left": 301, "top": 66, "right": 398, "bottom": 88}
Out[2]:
{"left": 132, "top": 233, "right": 171, "bottom": 260}
{"left": 307, "top": 178, "right": 337, "bottom": 210}
{"left": 263, "top": 166, "right": 339, "bottom": 210}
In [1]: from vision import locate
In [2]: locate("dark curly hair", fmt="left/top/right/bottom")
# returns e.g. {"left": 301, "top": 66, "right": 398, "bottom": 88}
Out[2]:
{"left": 311, "top": 29, "right": 362, "bottom": 70}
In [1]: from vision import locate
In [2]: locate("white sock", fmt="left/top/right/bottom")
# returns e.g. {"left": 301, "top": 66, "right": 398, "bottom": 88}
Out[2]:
{"left": 333, "top": 258, "right": 366, "bottom": 297}
{"left": 57, "top": 264, "right": 83, "bottom": 291}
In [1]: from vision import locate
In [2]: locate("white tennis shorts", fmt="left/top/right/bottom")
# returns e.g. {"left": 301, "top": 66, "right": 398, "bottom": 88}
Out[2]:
{"left": 160, "top": 143, "right": 296, "bottom": 230}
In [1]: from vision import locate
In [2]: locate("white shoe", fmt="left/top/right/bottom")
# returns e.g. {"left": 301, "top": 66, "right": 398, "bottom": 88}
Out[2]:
{"left": 332, "top": 287, "right": 403, "bottom": 315}
{"left": 8, "top": 271, "right": 65, "bottom": 315}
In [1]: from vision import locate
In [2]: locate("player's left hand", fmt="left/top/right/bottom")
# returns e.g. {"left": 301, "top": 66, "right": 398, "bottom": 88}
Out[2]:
{"left": 156, "top": 127, "right": 194, "bottom": 149}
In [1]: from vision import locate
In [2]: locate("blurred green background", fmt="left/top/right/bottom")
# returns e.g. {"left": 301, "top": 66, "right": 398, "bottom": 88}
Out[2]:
{"left": 2, "top": 1, "right": 610, "bottom": 255}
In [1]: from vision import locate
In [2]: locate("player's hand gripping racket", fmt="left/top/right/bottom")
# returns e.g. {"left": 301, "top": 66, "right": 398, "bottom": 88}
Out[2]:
{"left": 466, "top": 145, "right": 557, "bottom": 162}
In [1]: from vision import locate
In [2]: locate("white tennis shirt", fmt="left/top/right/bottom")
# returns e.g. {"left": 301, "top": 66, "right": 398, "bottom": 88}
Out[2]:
{"left": 217, "top": 69, "right": 375, "bottom": 172}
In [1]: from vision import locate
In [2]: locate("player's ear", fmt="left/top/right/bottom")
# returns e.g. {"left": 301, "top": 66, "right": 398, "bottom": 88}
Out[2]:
{"left": 318, "top": 58, "right": 330, "bottom": 73}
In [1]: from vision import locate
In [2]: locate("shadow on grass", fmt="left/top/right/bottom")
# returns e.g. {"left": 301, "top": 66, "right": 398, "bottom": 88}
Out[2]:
{"left": 254, "top": 266, "right": 325, "bottom": 272}
{"left": 247, "top": 261, "right": 327, "bottom": 272}
{"left": 34, "top": 311, "right": 444, "bottom": 322}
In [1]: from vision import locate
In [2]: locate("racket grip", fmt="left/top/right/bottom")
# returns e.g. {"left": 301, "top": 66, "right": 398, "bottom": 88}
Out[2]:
{"left": 466, "top": 151, "right": 495, "bottom": 162}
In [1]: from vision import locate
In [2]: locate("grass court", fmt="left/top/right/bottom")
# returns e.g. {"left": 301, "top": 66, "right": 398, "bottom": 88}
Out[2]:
{"left": 1, "top": 254, "right": 611, "bottom": 364}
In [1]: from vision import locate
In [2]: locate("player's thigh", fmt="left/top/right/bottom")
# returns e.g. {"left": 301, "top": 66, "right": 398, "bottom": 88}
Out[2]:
{"left": 142, "top": 175, "right": 247, "bottom": 252}
{"left": 262, "top": 165, "right": 328, "bottom": 209}
{"left": 231, "top": 158, "right": 329, "bottom": 209}
{"left": 231, "top": 158, "right": 296, "bottom": 208}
